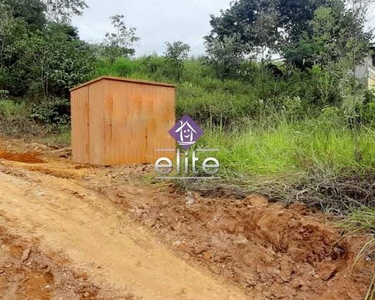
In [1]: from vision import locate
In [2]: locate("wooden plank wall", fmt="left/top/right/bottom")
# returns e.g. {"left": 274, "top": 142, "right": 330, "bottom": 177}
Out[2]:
{"left": 71, "top": 86, "right": 90, "bottom": 164}
{"left": 103, "top": 79, "right": 176, "bottom": 164}
{"left": 71, "top": 78, "right": 176, "bottom": 165}
{"left": 88, "top": 80, "right": 106, "bottom": 165}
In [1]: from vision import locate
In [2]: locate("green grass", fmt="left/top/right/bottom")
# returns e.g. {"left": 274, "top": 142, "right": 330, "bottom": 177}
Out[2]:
{"left": 0, "top": 99, "right": 31, "bottom": 120}
{"left": 339, "top": 208, "right": 375, "bottom": 300}
{"left": 365, "top": 273, "right": 375, "bottom": 300}
{"left": 5, "top": 57, "right": 375, "bottom": 181}
{"left": 340, "top": 208, "right": 375, "bottom": 234}
{"left": 200, "top": 120, "right": 375, "bottom": 178}
{"left": 39, "top": 129, "right": 70, "bottom": 147}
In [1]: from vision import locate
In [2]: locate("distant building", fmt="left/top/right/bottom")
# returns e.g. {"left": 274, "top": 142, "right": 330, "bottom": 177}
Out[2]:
{"left": 265, "top": 50, "right": 375, "bottom": 90}
{"left": 355, "top": 46, "right": 375, "bottom": 89}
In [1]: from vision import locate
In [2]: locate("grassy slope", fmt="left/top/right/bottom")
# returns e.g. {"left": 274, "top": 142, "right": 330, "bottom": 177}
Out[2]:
{"left": 91, "top": 58, "right": 375, "bottom": 177}
{"left": 3, "top": 57, "right": 375, "bottom": 184}
{"left": 92, "top": 57, "right": 375, "bottom": 214}
{"left": 203, "top": 121, "right": 375, "bottom": 177}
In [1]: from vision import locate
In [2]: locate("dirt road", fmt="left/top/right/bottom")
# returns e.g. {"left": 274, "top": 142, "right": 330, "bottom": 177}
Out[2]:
{"left": 0, "top": 139, "right": 373, "bottom": 300}
{"left": 0, "top": 162, "right": 247, "bottom": 299}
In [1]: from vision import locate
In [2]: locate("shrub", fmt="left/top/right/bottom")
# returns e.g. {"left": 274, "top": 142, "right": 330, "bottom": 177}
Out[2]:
{"left": 30, "top": 98, "right": 70, "bottom": 126}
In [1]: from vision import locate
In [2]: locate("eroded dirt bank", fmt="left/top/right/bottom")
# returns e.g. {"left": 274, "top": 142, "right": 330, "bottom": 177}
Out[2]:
{"left": 101, "top": 182, "right": 374, "bottom": 300}
{"left": 0, "top": 137, "right": 373, "bottom": 299}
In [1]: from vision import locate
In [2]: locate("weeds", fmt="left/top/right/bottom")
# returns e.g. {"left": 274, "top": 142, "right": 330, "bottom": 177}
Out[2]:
{"left": 340, "top": 208, "right": 375, "bottom": 233}
{"left": 201, "top": 119, "right": 375, "bottom": 178}
{"left": 365, "top": 273, "right": 375, "bottom": 300}
{"left": 339, "top": 208, "right": 375, "bottom": 299}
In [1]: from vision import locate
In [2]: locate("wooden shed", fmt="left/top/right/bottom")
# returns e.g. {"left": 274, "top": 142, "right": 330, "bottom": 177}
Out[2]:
{"left": 70, "top": 76, "right": 176, "bottom": 165}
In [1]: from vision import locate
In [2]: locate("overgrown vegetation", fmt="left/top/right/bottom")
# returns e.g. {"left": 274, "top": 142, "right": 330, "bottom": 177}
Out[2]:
{"left": 339, "top": 208, "right": 375, "bottom": 299}
{"left": 2, "top": 0, "right": 375, "bottom": 211}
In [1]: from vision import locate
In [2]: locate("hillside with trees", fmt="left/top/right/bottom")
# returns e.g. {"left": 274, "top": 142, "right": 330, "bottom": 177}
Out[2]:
{"left": 1, "top": 0, "right": 375, "bottom": 209}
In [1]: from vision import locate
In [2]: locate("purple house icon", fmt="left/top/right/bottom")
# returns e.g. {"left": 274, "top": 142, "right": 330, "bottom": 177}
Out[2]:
{"left": 169, "top": 115, "right": 204, "bottom": 150}
{"left": 176, "top": 120, "right": 197, "bottom": 146}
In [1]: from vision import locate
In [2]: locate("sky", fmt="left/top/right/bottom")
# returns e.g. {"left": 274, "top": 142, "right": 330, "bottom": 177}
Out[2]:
{"left": 71, "top": 0, "right": 232, "bottom": 57}
{"left": 72, "top": 0, "right": 375, "bottom": 57}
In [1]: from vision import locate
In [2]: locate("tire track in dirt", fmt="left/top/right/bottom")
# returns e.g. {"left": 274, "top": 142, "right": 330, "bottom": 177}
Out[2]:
{"left": 0, "top": 167, "right": 247, "bottom": 300}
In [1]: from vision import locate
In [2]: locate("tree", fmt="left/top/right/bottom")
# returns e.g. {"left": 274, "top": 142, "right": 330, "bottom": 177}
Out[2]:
{"left": 251, "top": 2, "right": 280, "bottom": 61}
{"left": 164, "top": 41, "right": 190, "bottom": 81}
{"left": 204, "top": 34, "right": 246, "bottom": 79}
{"left": 24, "top": 24, "right": 94, "bottom": 99}
{"left": 102, "top": 15, "right": 140, "bottom": 63}
{"left": 0, "top": 0, "right": 94, "bottom": 125}
{"left": 0, "top": 1, "right": 94, "bottom": 97}
{"left": 1, "top": 0, "right": 46, "bottom": 29}
{"left": 341, "top": 0, "right": 375, "bottom": 162}
{"left": 42, "top": 0, "right": 88, "bottom": 23}
{"left": 204, "top": 0, "right": 337, "bottom": 68}
{"left": 206, "top": 0, "right": 328, "bottom": 49}
{"left": 0, "top": 2, "right": 31, "bottom": 94}
{"left": 283, "top": 0, "right": 372, "bottom": 68}
{"left": 0, "top": 0, "right": 88, "bottom": 24}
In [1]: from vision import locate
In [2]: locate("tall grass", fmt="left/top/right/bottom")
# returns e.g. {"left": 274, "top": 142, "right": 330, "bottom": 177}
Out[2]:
{"left": 93, "top": 57, "right": 334, "bottom": 126}
{"left": 91, "top": 57, "right": 375, "bottom": 180}
{"left": 201, "top": 119, "right": 375, "bottom": 178}
{"left": 340, "top": 208, "right": 375, "bottom": 300}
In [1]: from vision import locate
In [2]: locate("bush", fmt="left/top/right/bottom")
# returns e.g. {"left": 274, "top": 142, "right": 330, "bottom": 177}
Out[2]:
{"left": 30, "top": 98, "right": 70, "bottom": 126}
{"left": 0, "top": 99, "right": 28, "bottom": 118}
{"left": 362, "top": 89, "right": 375, "bottom": 125}
{"left": 0, "top": 98, "right": 70, "bottom": 138}
{"left": 0, "top": 99, "right": 36, "bottom": 136}
{"left": 177, "top": 81, "right": 260, "bottom": 126}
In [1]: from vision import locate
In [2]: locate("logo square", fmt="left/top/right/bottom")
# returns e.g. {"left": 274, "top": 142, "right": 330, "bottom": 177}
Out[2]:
{"left": 169, "top": 115, "right": 204, "bottom": 150}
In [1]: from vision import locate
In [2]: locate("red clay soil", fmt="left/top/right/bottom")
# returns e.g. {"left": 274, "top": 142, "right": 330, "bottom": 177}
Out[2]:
{"left": 0, "top": 150, "right": 44, "bottom": 163}
{"left": 0, "top": 137, "right": 372, "bottom": 299}
{"left": 102, "top": 182, "right": 374, "bottom": 300}
{"left": 0, "top": 226, "right": 127, "bottom": 300}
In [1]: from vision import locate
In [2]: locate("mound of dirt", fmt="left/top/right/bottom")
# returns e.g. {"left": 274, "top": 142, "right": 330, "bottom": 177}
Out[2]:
{"left": 102, "top": 183, "right": 374, "bottom": 300}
